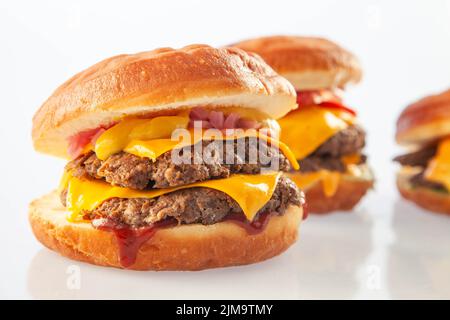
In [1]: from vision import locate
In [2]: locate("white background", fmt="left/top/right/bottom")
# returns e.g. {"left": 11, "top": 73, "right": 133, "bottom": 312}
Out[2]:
{"left": 1, "top": 0, "right": 449, "bottom": 299}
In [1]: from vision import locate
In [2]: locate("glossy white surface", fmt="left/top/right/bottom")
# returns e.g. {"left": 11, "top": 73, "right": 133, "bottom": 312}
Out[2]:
{"left": 1, "top": 0, "right": 450, "bottom": 299}
{"left": 21, "top": 200, "right": 450, "bottom": 300}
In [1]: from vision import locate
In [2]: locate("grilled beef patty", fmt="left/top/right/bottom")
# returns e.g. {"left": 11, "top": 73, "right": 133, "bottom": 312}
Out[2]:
{"left": 393, "top": 146, "right": 437, "bottom": 167}
{"left": 394, "top": 144, "right": 447, "bottom": 192}
{"left": 409, "top": 171, "right": 447, "bottom": 192}
{"left": 67, "top": 137, "right": 291, "bottom": 190}
{"left": 60, "top": 176, "right": 303, "bottom": 227}
{"left": 312, "top": 125, "right": 366, "bottom": 158}
{"left": 298, "top": 125, "right": 367, "bottom": 173}
{"left": 299, "top": 154, "right": 367, "bottom": 173}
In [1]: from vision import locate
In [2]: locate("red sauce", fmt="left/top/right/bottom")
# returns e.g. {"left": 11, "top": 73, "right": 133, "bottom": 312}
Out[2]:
{"left": 318, "top": 101, "right": 357, "bottom": 116}
{"left": 302, "top": 202, "right": 309, "bottom": 220}
{"left": 92, "top": 218, "right": 177, "bottom": 268}
{"left": 295, "top": 89, "right": 357, "bottom": 116}
{"left": 93, "top": 208, "right": 305, "bottom": 268}
{"left": 223, "top": 211, "right": 273, "bottom": 235}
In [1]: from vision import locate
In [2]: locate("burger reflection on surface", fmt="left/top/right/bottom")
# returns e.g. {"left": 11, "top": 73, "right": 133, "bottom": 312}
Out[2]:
{"left": 293, "top": 208, "right": 373, "bottom": 299}
{"left": 387, "top": 200, "right": 450, "bottom": 299}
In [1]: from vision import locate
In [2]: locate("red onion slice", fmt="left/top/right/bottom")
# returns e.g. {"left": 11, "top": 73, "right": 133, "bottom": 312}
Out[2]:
{"left": 208, "top": 111, "right": 225, "bottom": 129}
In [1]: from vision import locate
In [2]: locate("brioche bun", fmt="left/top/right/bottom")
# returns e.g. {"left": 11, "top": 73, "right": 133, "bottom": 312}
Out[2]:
{"left": 289, "top": 166, "right": 374, "bottom": 213}
{"left": 232, "top": 35, "right": 362, "bottom": 90}
{"left": 396, "top": 169, "right": 450, "bottom": 215}
{"left": 396, "top": 88, "right": 450, "bottom": 147}
{"left": 29, "top": 191, "right": 303, "bottom": 271}
{"left": 305, "top": 178, "right": 373, "bottom": 213}
{"left": 32, "top": 44, "right": 297, "bottom": 158}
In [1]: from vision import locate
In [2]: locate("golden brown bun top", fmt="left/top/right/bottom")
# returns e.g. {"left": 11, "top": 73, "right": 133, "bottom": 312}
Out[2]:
{"left": 396, "top": 88, "right": 450, "bottom": 146}
{"left": 32, "top": 44, "right": 296, "bottom": 158}
{"left": 232, "top": 35, "right": 362, "bottom": 90}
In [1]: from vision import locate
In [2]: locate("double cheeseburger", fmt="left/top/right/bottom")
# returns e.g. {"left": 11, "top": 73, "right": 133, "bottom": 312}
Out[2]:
{"left": 234, "top": 36, "right": 374, "bottom": 213}
{"left": 29, "top": 45, "right": 306, "bottom": 270}
{"left": 394, "top": 88, "right": 450, "bottom": 214}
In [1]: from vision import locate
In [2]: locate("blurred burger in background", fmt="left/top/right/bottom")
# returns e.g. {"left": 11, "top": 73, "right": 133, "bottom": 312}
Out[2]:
{"left": 233, "top": 35, "right": 374, "bottom": 213}
{"left": 394, "top": 88, "right": 450, "bottom": 214}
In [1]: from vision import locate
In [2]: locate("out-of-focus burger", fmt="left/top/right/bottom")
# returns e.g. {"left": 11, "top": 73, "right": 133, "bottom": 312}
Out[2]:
{"left": 233, "top": 36, "right": 374, "bottom": 213}
{"left": 394, "top": 88, "right": 450, "bottom": 214}
{"left": 30, "top": 45, "right": 306, "bottom": 270}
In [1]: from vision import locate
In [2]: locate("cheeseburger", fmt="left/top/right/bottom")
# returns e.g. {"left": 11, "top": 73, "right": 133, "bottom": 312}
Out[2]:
{"left": 234, "top": 36, "right": 374, "bottom": 213}
{"left": 394, "top": 88, "right": 450, "bottom": 214}
{"left": 29, "top": 45, "right": 306, "bottom": 270}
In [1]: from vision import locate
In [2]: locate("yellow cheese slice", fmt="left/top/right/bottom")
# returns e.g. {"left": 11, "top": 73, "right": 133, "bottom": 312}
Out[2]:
{"left": 124, "top": 139, "right": 180, "bottom": 161}
{"left": 287, "top": 171, "right": 341, "bottom": 197}
{"left": 424, "top": 137, "right": 450, "bottom": 191}
{"left": 94, "top": 116, "right": 189, "bottom": 160}
{"left": 64, "top": 172, "right": 282, "bottom": 222}
{"left": 278, "top": 106, "right": 355, "bottom": 160}
{"left": 94, "top": 116, "right": 299, "bottom": 169}
{"left": 342, "top": 153, "right": 362, "bottom": 165}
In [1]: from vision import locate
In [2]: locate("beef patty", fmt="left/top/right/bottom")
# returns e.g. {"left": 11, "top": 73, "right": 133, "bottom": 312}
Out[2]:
{"left": 409, "top": 171, "right": 447, "bottom": 192}
{"left": 60, "top": 176, "right": 303, "bottom": 227}
{"left": 312, "top": 125, "right": 366, "bottom": 158}
{"left": 299, "top": 154, "right": 367, "bottom": 172}
{"left": 394, "top": 144, "right": 447, "bottom": 192}
{"left": 393, "top": 145, "right": 437, "bottom": 167}
{"left": 67, "top": 137, "right": 291, "bottom": 190}
{"left": 299, "top": 125, "right": 367, "bottom": 173}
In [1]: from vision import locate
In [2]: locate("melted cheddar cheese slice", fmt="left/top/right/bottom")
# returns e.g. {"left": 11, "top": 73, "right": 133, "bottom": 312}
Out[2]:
{"left": 287, "top": 171, "right": 341, "bottom": 197}
{"left": 425, "top": 137, "right": 450, "bottom": 191}
{"left": 94, "top": 117, "right": 190, "bottom": 160}
{"left": 278, "top": 106, "right": 355, "bottom": 160}
{"left": 93, "top": 117, "right": 299, "bottom": 170}
{"left": 286, "top": 154, "right": 365, "bottom": 197}
{"left": 342, "top": 154, "right": 362, "bottom": 165}
{"left": 63, "top": 172, "right": 282, "bottom": 222}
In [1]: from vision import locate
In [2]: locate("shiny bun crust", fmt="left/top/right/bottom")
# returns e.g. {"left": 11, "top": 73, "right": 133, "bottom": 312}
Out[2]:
{"left": 396, "top": 88, "right": 450, "bottom": 146}
{"left": 232, "top": 35, "right": 362, "bottom": 90}
{"left": 32, "top": 44, "right": 296, "bottom": 158}
{"left": 29, "top": 191, "right": 303, "bottom": 271}
{"left": 396, "top": 171, "right": 450, "bottom": 215}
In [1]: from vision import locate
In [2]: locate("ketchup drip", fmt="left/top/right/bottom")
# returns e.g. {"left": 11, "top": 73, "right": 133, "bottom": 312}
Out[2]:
{"left": 92, "top": 218, "right": 177, "bottom": 268}
{"left": 92, "top": 209, "right": 303, "bottom": 268}
{"left": 224, "top": 211, "right": 273, "bottom": 235}
{"left": 302, "top": 202, "right": 309, "bottom": 220}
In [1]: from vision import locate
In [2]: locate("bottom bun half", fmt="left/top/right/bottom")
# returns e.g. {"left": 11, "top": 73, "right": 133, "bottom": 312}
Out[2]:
{"left": 29, "top": 191, "right": 303, "bottom": 271}
{"left": 396, "top": 171, "right": 450, "bottom": 215}
{"left": 293, "top": 167, "right": 374, "bottom": 213}
{"left": 304, "top": 178, "right": 373, "bottom": 213}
